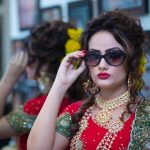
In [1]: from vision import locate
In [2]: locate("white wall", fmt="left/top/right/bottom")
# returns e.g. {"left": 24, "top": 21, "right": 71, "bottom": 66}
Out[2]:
{"left": 10, "top": 0, "right": 150, "bottom": 39}
{"left": 140, "top": 0, "right": 150, "bottom": 31}
{"left": 10, "top": 0, "right": 29, "bottom": 39}
{"left": 10, "top": 0, "right": 100, "bottom": 39}
{"left": 10, "top": 0, "right": 80, "bottom": 39}
{"left": 1, "top": 0, "right": 11, "bottom": 73}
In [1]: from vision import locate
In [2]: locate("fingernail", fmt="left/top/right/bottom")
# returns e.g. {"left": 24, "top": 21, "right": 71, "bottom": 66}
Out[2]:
{"left": 82, "top": 50, "right": 87, "bottom": 54}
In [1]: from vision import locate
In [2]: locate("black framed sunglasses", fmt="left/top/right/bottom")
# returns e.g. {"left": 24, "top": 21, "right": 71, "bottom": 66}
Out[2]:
{"left": 84, "top": 48, "right": 126, "bottom": 66}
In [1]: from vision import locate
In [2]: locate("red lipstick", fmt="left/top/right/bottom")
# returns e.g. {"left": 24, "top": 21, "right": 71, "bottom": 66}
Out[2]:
{"left": 97, "top": 72, "right": 110, "bottom": 79}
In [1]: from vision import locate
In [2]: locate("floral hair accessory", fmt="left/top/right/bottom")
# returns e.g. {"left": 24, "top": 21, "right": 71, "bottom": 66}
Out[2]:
{"left": 139, "top": 54, "right": 147, "bottom": 74}
{"left": 65, "top": 28, "right": 83, "bottom": 54}
{"left": 134, "top": 54, "right": 147, "bottom": 91}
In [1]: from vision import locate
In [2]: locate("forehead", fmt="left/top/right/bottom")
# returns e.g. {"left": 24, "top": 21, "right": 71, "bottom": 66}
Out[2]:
{"left": 88, "top": 31, "right": 123, "bottom": 52}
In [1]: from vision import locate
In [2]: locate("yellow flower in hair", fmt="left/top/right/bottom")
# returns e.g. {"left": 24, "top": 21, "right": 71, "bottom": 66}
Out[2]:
{"left": 67, "top": 28, "right": 83, "bottom": 41}
{"left": 65, "top": 28, "right": 83, "bottom": 54}
{"left": 65, "top": 39, "right": 81, "bottom": 54}
{"left": 139, "top": 54, "right": 147, "bottom": 74}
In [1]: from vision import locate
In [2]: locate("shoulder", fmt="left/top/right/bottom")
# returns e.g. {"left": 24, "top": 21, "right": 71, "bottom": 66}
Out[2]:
{"left": 56, "top": 100, "right": 84, "bottom": 139}
{"left": 6, "top": 106, "right": 36, "bottom": 134}
{"left": 23, "top": 95, "right": 47, "bottom": 115}
{"left": 129, "top": 98, "right": 150, "bottom": 149}
{"left": 137, "top": 98, "right": 150, "bottom": 114}
{"left": 60, "top": 100, "right": 83, "bottom": 116}
{"left": 135, "top": 98, "right": 150, "bottom": 122}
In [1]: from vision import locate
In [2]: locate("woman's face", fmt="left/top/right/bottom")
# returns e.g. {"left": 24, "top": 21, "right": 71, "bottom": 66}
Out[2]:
{"left": 88, "top": 31, "right": 127, "bottom": 91}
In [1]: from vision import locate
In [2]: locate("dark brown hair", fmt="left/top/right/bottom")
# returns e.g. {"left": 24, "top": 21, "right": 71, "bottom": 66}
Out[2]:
{"left": 71, "top": 9, "right": 146, "bottom": 134}
{"left": 24, "top": 21, "right": 86, "bottom": 101}
{"left": 25, "top": 21, "right": 74, "bottom": 78}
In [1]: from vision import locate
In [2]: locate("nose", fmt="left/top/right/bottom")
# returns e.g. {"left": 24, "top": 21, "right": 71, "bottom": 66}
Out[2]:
{"left": 98, "top": 57, "right": 108, "bottom": 70}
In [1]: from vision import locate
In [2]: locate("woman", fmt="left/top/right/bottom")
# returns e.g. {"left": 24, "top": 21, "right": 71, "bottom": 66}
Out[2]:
{"left": 0, "top": 21, "right": 86, "bottom": 150}
{"left": 28, "top": 10, "right": 150, "bottom": 150}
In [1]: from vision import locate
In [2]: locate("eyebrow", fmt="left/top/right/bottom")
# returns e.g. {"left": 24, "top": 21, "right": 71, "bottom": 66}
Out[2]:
{"left": 89, "top": 47, "right": 123, "bottom": 53}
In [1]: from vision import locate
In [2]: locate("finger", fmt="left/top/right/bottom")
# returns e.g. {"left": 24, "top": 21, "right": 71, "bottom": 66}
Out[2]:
{"left": 68, "top": 63, "right": 74, "bottom": 70}
{"left": 10, "top": 53, "right": 18, "bottom": 63}
{"left": 17, "top": 51, "right": 24, "bottom": 65}
{"left": 18, "top": 51, "right": 28, "bottom": 67}
{"left": 22, "top": 52, "right": 28, "bottom": 67}
{"left": 76, "top": 61, "right": 86, "bottom": 74}
{"left": 63, "top": 51, "right": 85, "bottom": 63}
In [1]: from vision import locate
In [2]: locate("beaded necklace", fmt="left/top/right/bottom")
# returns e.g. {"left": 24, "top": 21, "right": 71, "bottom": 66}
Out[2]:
{"left": 70, "top": 91, "right": 130, "bottom": 150}
{"left": 94, "top": 91, "right": 129, "bottom": 127}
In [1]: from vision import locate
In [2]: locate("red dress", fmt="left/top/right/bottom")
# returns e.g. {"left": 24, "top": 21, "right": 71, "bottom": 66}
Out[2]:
{"left": 6, "top": 95, "right": 71, "bottom": 150}
{"left": 57, "top": 101, "right": 135, "bottom": 150}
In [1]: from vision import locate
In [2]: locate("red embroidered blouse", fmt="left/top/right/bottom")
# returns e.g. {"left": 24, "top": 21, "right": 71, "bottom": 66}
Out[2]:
{"left": 58, "top": 101, "right": 135, "bottom": 150}
{"left": 9, "top": 95, "right": 71, "bottom": 150}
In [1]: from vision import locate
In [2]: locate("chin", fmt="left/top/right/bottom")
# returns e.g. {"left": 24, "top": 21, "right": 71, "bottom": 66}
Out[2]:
{"left": 97, "top": 82, "right": 114, "bottom": 89}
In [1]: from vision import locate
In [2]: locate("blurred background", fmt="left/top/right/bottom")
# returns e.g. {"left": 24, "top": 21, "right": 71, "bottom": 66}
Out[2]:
{"left": 0, "top": 0, "right": 150, "bottom": 74}
{"left": 0, "top": 0, "right": 150, "bottom": 149}
{"left": 0, "top": 1, "right": 150, "bottom": 104}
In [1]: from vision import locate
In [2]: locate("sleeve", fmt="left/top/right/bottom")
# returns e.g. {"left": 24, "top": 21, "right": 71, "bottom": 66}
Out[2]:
{"left": 6, "top": 106, "right": 36, "bottom": 135}
{"left": 56, "top": 112, "right": 73, "bottom": 139}
{"left": 128, "top": 99, "right": 150, "bottom": 149}
{"left": 56, "top": 101, "right": 82, "bottom": 139}
{"left": 23, "top": 95, "right": 47, "bottom": 115}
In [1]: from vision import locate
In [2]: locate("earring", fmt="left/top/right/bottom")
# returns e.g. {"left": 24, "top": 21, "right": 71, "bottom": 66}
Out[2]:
{"left": 83, "top": 79, "right": 99, "bottom": 95}
{"left": 127, "top": 74, "right": 131, "bottom": 91}
{"left": 38, "top": 71, "right": 51, "bottom": 94}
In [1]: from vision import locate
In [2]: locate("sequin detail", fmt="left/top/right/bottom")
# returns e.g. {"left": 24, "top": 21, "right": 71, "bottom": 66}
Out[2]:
{"left": 70, "top": 106, "right": 94, "bottom": 150}
{"left": 129, "top": 99, "right": 150, "bottom": 149}
{"left": 6, "top": 106, "right": 36, "bottom": 134}
{"left": 56, "top": 112, "right": 73, "bottom": 139}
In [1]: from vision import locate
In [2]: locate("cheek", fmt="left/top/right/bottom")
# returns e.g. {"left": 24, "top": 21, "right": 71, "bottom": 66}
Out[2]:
{"left": 113, "top": 67, "right": 128, "bottom": 82}
{"left": 89, "top": 67, "right": 98, "bottom": 81}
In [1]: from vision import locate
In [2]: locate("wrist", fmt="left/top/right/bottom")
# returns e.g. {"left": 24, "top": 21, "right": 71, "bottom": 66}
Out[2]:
{"left": 1, "top": 74, "right": 17, "bottom": 87}
{"left": 53, "top": 79, "right": 69, "bottom": 93}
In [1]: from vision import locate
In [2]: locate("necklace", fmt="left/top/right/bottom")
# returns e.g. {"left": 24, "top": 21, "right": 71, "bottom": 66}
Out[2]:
{"left": 70, "top": 104, "right": 125, "bottom": 150}
{"left": 94, "top": 91, "right": 129, "bottom": 126}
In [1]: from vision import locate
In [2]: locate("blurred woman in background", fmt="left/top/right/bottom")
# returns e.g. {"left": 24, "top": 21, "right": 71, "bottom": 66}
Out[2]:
{"left": 0, "top": 21, "right": 87, "bottom": 150}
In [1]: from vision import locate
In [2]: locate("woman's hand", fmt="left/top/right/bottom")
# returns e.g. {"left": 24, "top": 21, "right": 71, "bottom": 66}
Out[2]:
{"left": 54, "top": 51, "right": 86, "bottom": 90}
{"left": 4, "top": 51, "right": 28, "bottom": 83}
{"left": 0, "top": 51, "right": 28, "bottom": 116}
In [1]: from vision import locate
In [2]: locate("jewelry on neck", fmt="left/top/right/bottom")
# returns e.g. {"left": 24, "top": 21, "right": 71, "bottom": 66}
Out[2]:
{"left": 94, "top": 90, "right": 130, "bottom": 126}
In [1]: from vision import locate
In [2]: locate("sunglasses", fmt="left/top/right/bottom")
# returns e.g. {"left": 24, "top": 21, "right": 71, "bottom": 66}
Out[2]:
{"left": 84, "top": 48, "right": 126, "bottom": 66}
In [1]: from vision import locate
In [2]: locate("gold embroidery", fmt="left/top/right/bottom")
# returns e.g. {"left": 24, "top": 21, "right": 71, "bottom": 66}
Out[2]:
{"left": 70, "top": 104, "right": 125, "bottom": 150}
{"left": 96, "top": 119, "right": 124, "bottom": 150}
{"left": 128, "top": 99, "right": 150, "bottom": 149}
{"left": 6, "top": 106, "right": 36, "bottom": 134}
{"left": 56, "top": 112, "right": 73, "bottom": 139}
{"left": 70, "top": 106, "right": 94, "bottom": 150}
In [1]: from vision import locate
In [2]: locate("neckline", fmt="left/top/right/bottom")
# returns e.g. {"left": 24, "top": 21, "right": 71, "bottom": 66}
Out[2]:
{"left": 89, "top": 112, "right": 135, "bottom": 130}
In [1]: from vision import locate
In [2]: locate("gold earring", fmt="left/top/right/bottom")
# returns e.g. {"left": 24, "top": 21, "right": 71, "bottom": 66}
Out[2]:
{"left": 38, "top": 71, "right": 51, "bottom": 93}
{"left": 83, "top": 79, "right": 99, "bottom": 95}
{"left": 127, "top": 75, "right": 131, "bottom": 90}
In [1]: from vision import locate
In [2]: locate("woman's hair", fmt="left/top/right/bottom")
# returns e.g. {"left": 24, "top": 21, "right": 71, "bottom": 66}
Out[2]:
{"left": 71, "top": 9, "right": 146, "bottom": 134}
{"left": 25, "top": 21, "right": 74, "bottom": 79}
{"left": 24, "top": 21, "right": 86, "bottom": 101}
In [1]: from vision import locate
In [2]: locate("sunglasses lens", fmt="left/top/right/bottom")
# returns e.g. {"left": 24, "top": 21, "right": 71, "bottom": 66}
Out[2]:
{"left": 105, "top": 50, "right": 126, "bottom": 66}
{"left": 85, "top": 51, "right": 100, "bottom": 66}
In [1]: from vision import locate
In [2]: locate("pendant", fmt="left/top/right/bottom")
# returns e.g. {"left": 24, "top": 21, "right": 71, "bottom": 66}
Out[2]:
{"left": 109, "top": 119, "right": 124, "bottom": 133}
{"left": 95, "top": 110, "right": 111, "bottom": 126}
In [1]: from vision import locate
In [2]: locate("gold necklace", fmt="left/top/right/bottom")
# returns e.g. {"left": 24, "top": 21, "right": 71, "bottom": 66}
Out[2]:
{"left": 70, "top": 104, "right": 125, "bottom": 150}
{"left": 94, "top": 91, "right": 129, "bottom": 126}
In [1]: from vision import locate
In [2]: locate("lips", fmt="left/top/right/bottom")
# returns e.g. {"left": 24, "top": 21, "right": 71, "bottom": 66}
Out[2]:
{"left": 97, "top": 72, "right": 110, "bottom": 79}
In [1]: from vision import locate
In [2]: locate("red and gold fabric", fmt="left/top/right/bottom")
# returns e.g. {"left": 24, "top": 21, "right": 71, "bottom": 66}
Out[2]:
{"left": 6, "top": 95, "right": 71, "bottom": 150}
{"left": 56, "top": 100, "right": 150, "bottom": 150}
